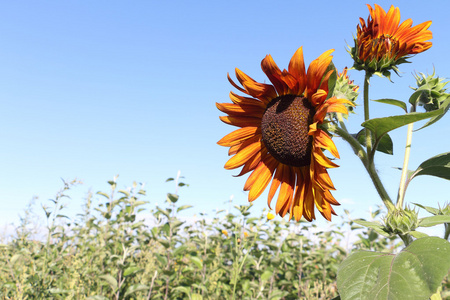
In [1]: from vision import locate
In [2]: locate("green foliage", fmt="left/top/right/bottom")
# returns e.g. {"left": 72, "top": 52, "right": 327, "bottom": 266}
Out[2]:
{"left": 337, "top": 237, "right": 450, "bottom": 300}
{"left": 0, "top": 178, "right": 405, "bottom": 300}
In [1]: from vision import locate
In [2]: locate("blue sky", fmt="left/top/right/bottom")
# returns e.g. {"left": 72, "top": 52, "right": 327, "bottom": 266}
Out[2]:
{"left": 1, "top": 1, "right": 449, "bottom": 230}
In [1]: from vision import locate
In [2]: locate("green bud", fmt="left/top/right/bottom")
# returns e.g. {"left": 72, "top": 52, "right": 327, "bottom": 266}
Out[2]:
{"left": 384, "top": 207, "right": 419, "bottom": 235}
{"left": 411, "top": 71, "right": 450, "bottom": 112}
{"left": 332, "top": 68, "right": 359, "bottom": 113}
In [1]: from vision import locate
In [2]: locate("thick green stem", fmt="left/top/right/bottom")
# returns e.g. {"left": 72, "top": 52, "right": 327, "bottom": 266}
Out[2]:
{"left": 396, "top": 106, "right": 416, "bottom": 209}
{"left": 330, "top": 126, "right": 395, "bottom": 212}
{"left": 399, "top": 233, "right": 413, "bottom": 247}
{"left": 363, "top": 73, "right": 373, "bottom": 155}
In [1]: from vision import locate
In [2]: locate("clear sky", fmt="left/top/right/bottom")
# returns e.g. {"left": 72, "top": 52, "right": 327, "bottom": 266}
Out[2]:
{"left": 1, "top": 1, "right": 449, "bottom": 231}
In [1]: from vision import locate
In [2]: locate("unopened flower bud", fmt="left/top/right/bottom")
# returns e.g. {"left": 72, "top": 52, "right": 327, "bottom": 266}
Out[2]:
{"left": 384, "top": 207, "right": 419, "bottom": 235}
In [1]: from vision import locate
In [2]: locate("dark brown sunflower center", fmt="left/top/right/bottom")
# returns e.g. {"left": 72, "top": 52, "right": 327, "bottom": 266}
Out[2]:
{"left": 261, "top": 95, "right": 315, "bottom": 167}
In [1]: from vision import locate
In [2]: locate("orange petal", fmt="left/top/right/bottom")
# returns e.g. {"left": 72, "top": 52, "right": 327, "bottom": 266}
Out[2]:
{"left": 313, "top": 129, "right": 339, "bottom": 159}
{"left": 217, "top": 127, "right": 260, "bottom": 147}
{"left": 288, "top": 47, "right": 306, "bottom": 95}
{"left": 247, "top": 157, "right": 278, "bottom": 201}
{"left": 216, "top": 102, "right": 265, "bottom": 117}
{"left": 261, "top": 54, "right": 289, "bottom": 96}
{"left": 290, "top": 167, "right": 305, "bottom": 221}
{"left": 267, "top": 164, "right": 284, "bottom": 209}
{"left": 219, "top": 116, "right": 262, "bottom": 128}
{"left": 275, "top": 165, "right": 294, "bottom": 217}
{"left": 224, "top": 140, "right": 262, "bottom": 170}
{"left": 313, "top": 148, "right": 339, "bottom": 168}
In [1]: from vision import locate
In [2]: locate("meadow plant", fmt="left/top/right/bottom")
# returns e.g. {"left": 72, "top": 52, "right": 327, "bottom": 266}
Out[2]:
{"left": 0, "top": 175, "right": 403, "bottom": 299}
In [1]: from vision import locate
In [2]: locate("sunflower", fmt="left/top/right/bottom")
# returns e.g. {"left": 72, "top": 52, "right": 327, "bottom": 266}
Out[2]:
{"left": 217, "top": 47, "right": 353, "bottom": 222}
{"left": 350, "top": 4, "right": 432, "bottom": 75}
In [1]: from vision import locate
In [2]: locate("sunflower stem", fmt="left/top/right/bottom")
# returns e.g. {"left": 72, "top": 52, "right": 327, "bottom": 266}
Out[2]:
{"left": 363, "top": 72, "right": 373, "bottom": 156}
{"left": 330, "top": 125, "right": 394, "bottom": 212}
{"left": 396, "top": 105, "right": 416, "bottom": 209}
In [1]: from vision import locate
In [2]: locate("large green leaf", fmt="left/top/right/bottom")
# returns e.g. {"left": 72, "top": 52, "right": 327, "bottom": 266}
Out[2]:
{"left": 361, "top": 108, "right": 444, "bottom": 141}
{"left": 410, "top": 152, "right": 450, "bottom": 181}
{"left": 337, "top": 237, "right": 450, "bottom": 300}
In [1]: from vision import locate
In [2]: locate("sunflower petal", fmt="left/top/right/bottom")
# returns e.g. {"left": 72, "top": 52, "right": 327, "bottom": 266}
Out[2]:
{"left": 217, "top": 127, "right": 260, "bottom": 147}
{"left": 225, "top": 140, "right": 262, "bottom": 170}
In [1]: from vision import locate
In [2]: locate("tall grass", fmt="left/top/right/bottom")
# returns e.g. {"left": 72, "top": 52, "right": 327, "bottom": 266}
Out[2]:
{"left": 1, "top": 177, "right": 402, "bottom": 299}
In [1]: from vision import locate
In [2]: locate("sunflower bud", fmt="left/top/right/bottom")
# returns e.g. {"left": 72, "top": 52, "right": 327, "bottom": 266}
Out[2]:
{"left": 349, "top": 4, "right": 432, "bottom": 78}
{"left": 384, "top": 207, "right": 419, "bottom": 235}
{"left": 412, "top": 71, "right": 449, "bottom": 112}
{"left": 332, "top": 68, "right": 359, "bottom": 112}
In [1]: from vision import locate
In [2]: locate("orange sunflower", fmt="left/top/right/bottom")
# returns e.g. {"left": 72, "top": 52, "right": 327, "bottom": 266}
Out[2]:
{"left": 351, "top": 4, "right": 432, "bottom": 74}
{"left": 217, "top": 47, "right": 353, "bottom": 222}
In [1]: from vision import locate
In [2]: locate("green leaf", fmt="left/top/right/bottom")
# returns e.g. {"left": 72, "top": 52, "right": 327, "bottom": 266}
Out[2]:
{"left": 355, "top": 130, "right": 393, "bottom": 155}
{"left": 362, "top": 108, "right": 444, "bottom": 141}
{"left": 418, "top": 215, "right": 450, "bottom": 227}
{"left": 123, "top": 266, "right": 142, "bottom": 277}
{"left": 177, "top": 205, "right": 193, "bottom": 212}
{"left": 97, "top": 192, "right": 110, "bottom": 199}
{"left": 172, "top": 286, "right": 190, "bottom": 295}
{"left": 99, "top": 274, "right": 118, "bottom": 291}
{"left": 410, "top": 152, "right": 450, "bottom": 181}
{"left": 416, "top": 97, "right": 450, "bottom": 130}
{"left": 409, "top": 231, "right": 429, "bottom": 239}
{"left": 372, "top": 98, "right": 407, "bottom": 112}
{"left": 190, "top": 256, "right": 203, "bottom": 269}
{"left": 173, "top": 286, "right": 190, "bottom": 294}
{"left": 352, "top": 219, "right": 390, "bottom": 237}
{"left": 158, "top": 239, "right": 170, "bottom": 249}
{"left": 337, "top": 237, "right": 450, "bottom": 300}
{"left": 86, "top": 296, "right": 109, "bottom": 300}
{"left": 413, "top": 203, "right": 441, "bottom": 215}
{"left": 167, "top": 193, "right": 179, "bottom": 203}
{"left": 261, "top": 269, "right": 273, "bottom": 281}
{"left": 124, "top": 284, "right": 149, "bottom": 297}
{"left": 173, "top": 245, "right": 188, "bottom": 257}
{"left": 191, "top": 294, "right": 203, "bottom": 300}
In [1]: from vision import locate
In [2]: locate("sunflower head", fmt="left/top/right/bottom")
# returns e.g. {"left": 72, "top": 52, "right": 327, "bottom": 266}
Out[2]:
{"left": 217, "top": 47, "right": 354, "bottom": 222}
{"left": 349, "top": 4, "right": 432, "bottom": 77}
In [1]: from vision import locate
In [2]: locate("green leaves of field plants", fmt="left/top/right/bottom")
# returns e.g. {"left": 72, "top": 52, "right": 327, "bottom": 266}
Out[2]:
{"left": 337, "top": 237, "right": 450, "bottom": 300}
